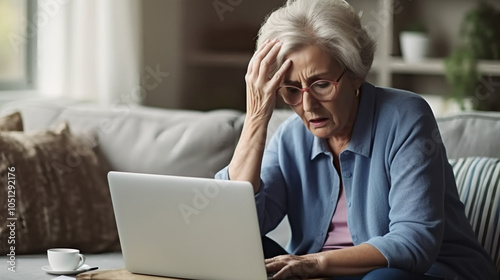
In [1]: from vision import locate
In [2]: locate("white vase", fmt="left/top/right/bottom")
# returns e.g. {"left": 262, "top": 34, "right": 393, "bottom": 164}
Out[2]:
{"left": 400, "top": 31, "right": 430, "bottom": 62}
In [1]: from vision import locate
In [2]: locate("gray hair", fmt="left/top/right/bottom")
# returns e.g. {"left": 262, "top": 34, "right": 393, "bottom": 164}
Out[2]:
{"left": 257, "top": 0, "right": 376, "bottom": 79}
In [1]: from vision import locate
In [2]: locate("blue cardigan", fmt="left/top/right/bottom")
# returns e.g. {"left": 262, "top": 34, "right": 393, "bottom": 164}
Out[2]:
{"left": 216, "top": 82, "right": 497, "bottom": 280}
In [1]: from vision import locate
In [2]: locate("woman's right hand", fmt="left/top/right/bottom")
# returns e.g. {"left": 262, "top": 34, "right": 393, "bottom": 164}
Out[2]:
{"left": 245, "top": 39, "right": 292, "bottom": 121}
{"left": 228, "top": 39, "right": 291, "bottom": 193}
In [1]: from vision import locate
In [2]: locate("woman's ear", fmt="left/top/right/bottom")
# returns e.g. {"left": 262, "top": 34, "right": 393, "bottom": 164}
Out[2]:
{"left": 352, "top": 77, "right": 364, "bottom": 91}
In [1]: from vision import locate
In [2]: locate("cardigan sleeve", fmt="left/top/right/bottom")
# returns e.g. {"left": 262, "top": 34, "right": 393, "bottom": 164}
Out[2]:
{"left": 365, "top": 97, "right": 446, "bottom": 273}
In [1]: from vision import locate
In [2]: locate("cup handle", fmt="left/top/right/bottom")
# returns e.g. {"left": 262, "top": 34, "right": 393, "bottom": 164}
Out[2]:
{"left": 76, "top": 254, "right": 86, "bottom": 269}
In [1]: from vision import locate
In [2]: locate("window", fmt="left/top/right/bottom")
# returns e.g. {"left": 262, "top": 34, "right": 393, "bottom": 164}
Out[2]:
{"left": 0, "top": 0, "right": 36, "bottom": 90}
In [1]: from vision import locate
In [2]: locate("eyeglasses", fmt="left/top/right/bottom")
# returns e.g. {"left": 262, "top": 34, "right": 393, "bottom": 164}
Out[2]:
{"left": 277, "top": 70, "right": 345, "bottom": 105}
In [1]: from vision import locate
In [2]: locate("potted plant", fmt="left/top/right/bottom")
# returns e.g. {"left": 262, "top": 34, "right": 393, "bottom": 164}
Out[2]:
{"left": 444, "top": 2, "right": 500, "bottom": 111}
{"left": 400, "top": 23, "right": 430, "bottom": 63}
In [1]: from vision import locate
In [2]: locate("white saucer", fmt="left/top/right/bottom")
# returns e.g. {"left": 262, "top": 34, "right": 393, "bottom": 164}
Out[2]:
{"left": 42, "top": 264, "right": 92, "bottom": 275}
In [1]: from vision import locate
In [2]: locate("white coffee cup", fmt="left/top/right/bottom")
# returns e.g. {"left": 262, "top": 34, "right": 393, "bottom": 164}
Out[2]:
{"left": 47, "top": 248, "right": 86, "bottom": 271}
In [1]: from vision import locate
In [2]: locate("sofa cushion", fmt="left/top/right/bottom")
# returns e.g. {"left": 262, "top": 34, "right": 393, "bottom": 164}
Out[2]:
{"left": 437, "top": 112, "right": 500, "bottom": 159}
{"left": 1, "top": 101, "right": 243, "bottom": 178}
{"left": 0, "top": 123, "right": 120, "bottom": 254}
{"left": 449, "top": 157, "right": 500, "bottom": 272}
{"left": 0, "top": 111, "right": 23, "bottom": 131}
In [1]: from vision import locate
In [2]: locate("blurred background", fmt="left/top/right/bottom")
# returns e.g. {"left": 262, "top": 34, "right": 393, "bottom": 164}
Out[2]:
{"left": 1, "top": 0, "right": 499, "bottom": 114}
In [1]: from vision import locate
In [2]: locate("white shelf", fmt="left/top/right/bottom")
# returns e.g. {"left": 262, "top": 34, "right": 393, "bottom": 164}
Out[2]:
{"left": 477, "top": 60, "right": 500, "bottom": 75}
{"left": 390, "top": 58, "right": 445, "bottom": 75}
{"left": 390, "top": 57, "right": 500, "bottom": 76}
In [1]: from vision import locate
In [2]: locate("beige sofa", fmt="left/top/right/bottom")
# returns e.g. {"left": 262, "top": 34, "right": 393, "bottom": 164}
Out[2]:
{"left": 0, "top": 100, "right": 499, "bottom": 279}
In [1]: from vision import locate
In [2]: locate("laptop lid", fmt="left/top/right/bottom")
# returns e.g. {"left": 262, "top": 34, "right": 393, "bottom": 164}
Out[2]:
{"left": 107, "top": 171, "right": 268, "bottom": 280}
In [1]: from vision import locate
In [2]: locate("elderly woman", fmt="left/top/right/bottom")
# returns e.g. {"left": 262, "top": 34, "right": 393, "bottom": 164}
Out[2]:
{"left": 215, "top": 0, "right": 497, "bottom": 279}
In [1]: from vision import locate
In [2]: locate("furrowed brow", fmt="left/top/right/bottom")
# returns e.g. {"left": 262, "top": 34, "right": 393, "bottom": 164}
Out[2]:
{"left": 284, "top": 71, "right": 332, "bottom": 85}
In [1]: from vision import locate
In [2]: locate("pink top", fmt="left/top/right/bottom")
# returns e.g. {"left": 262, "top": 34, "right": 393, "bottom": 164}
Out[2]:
{"left": 322, "top": 185, "right": 353, "bottom": 251}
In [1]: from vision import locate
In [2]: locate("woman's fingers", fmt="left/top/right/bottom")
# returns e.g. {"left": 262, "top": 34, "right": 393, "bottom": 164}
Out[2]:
{"left": 247, "top": 39, "right": 271, "bottom": 74}
{"left": 248, "top": 39, "right": 281, "bottom": 79}
{"left": 270, "top": 59, "right": 292, "bottom": 90}
{"left": 265, "top": 256, "right": 288, "bottom": 275}
{"left": 257, "top": 41, "right": 282, "bottom": 81}
{"left": 244, "top": 39, "right": 291, "bottom": 119}
{"left": 265, "top": 255, "right": 320, "bottom": 280}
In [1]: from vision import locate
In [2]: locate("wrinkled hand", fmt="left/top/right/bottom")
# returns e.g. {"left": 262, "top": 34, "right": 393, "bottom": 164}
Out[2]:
{"left": 245, "top": 39, "right": 291, "bottom": 120}
{"left": 266, "top": 254, "right": 321, "bottom": 280}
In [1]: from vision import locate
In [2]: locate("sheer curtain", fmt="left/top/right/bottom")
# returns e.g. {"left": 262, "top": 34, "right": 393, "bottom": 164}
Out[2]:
{"left": 37, "top": 0, "right": 142, "bottom": 105}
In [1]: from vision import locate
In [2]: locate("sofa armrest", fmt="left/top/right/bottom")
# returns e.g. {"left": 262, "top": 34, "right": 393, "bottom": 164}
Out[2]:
{"left": 449, "top": 157, "right": 500, "bottom": 274}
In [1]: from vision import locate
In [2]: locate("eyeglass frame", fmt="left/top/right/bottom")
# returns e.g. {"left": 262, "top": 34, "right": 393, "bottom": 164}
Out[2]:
{"left": 277, "top": 70, "right": 346, "bottom": 105}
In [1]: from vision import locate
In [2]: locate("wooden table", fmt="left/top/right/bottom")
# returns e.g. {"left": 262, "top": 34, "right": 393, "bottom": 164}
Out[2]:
{"left": 77, "top": 269, "right": 179, "bottom": 280}
{"left": 76, "top": 268, "right": 330, "bottom": 280}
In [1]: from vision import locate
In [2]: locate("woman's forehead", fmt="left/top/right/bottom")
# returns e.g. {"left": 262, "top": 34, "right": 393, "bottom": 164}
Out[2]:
{"left": 283, "top": 45, "right": 342, "bottom": 81}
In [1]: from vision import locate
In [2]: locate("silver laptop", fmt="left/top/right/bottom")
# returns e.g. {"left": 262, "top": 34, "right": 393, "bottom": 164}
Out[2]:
{"left": 107, "top": 171, "right": 269, "bottom": 280}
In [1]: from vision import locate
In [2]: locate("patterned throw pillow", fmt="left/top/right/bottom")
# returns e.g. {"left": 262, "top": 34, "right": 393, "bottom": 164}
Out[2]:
{"left": 0, "top": 123, "right": 120, "bottom": 254}
{"left": 449, "top": 157, "right": 500, "bottom": 273}
{"left": 0, "top": 112, "right": 23, "bottom": 132}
